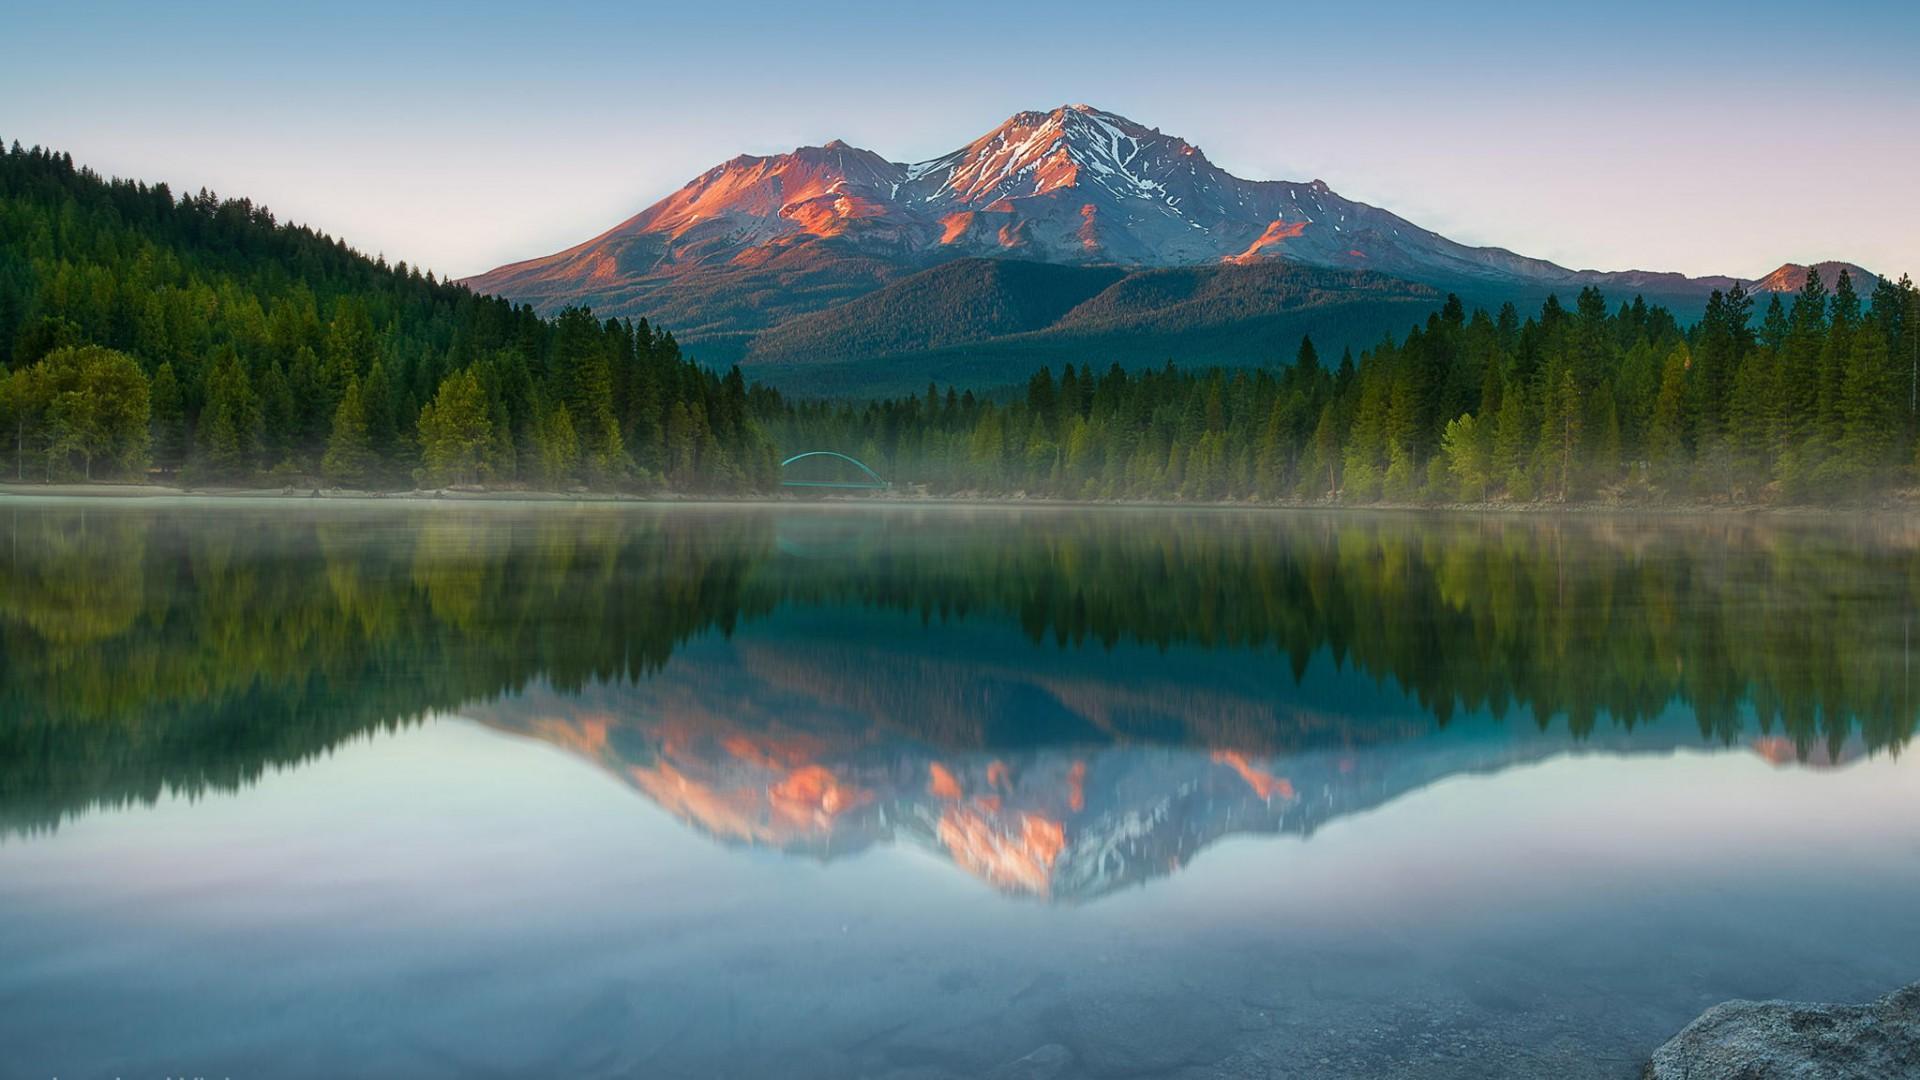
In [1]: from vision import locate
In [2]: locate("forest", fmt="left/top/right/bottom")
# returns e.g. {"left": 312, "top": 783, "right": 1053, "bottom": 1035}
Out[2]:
{"left": 3, "top": 141, "right": 1917, "bottom": 504}
{"left": 0, "top": 143, "right": 780, "bottom": 492}
{"left": 773, "top": 270, "right": 1920, "bottom": 503}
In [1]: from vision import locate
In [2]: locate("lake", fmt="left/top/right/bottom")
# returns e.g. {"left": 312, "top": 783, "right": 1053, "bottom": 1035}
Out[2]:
{"left": 2, "top": 499, "right": 1917, "bottom": 1079}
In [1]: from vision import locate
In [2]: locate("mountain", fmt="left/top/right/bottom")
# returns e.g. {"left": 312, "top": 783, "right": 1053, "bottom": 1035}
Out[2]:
{"left": 464, "top": 104, "right": 1876, "bottom": 389}
{"left": 1747, "top": 260, "right": 1878, "bottom": 294}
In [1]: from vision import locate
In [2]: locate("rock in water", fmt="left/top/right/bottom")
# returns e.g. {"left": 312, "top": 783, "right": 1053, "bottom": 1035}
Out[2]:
{"left": 1645, "top": 981, "right": 1920, "bottom": 1079}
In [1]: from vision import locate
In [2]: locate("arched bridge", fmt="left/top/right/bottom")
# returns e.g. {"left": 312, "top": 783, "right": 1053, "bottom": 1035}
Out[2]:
{"left": 779, "top": 451, "right": 889, "bottom": 490}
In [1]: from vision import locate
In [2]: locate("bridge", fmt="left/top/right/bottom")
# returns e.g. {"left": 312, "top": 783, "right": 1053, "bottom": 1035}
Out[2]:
{"left": 779, "top": 451, "right": 889, "bottom": 491}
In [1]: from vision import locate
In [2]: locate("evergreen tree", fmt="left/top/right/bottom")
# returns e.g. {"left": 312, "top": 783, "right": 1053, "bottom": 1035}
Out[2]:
{"left": 198, "top": 346, "right": 260, "bottom": 480}
{"left": 1833, "top": 324, "right": 1896, "bottom": 491}
{"left": 363, "top": 360, "right": 398, "bottom": 466}
{"left": 1647, "top": 343, "right": 1690, "bottom": 484}
{"left": 257, "top": 360, "right": 297, "bottom": 466}
{"left": 322, "top": 298, "right": 378, "bottom": 413}
{"left": 321, "top": 375, "right": 377, "bottom": 487}
{"left": 1493, "top": 383, "right": 1533, "bottom": 498}
{"left": 148, "top": 361, "right": 188, "bottom": 473}
{"left": 417, "top": 369, "right": 493, "bottom": 486}
{"left": 1440, "top": 413, "right": 1489, "bottom": 501}
{"left": 533, "top": 400, "right": 580, "bottom": 488}
{"left": 1543, "top": 365, "right": 1583, "bottom": 500}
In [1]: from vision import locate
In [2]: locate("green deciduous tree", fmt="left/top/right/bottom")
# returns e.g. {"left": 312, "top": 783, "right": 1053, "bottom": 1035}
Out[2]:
{"left": 8, "top": 345, "right": 151, "bottom": 480}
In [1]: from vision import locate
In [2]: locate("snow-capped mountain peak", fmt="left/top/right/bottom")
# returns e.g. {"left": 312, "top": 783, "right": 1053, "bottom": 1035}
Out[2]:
{"left": 895, "top": 104, "right": 1215, "bottom": 216}
{"left": 462, "top": 104, "right": 1876, "bottom": 343}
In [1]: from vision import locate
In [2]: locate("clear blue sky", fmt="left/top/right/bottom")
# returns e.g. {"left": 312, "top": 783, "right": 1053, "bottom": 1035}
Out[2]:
{"left": 5, "top": 0, "right": 1915, "bottom": 281}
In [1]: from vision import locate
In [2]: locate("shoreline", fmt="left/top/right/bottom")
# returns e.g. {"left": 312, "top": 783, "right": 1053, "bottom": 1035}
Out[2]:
{"left": 0, "top": 480, "right": 1914, "bottom": 517}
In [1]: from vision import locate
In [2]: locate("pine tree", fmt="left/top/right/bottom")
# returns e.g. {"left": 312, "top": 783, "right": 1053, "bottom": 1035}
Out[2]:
{"left": 1342, "top": 376, "right": 1390, "bottom": 500}
{"left": 1726, "top": 351, "right": 1775, "bottom": 484}
{"left": 1294, "top": 335, "right": 1321, "bottom": 379}
{"left": 1834, "top": 324, "right": 1896, "bottom": 491}
{"left": 1493, "top": 382, "right": 1532, "bottom": 498}
{"left": 1303, "top": 405, "right": 1339, "bottom": 499}
{"left": 416, "top": 369, "right": 493, "bottom": 487}
{"left": 198, "top": 346, "right": 260, "bottom": 480}
{"left": 1592, "top": 388, "right": 1621, "bottom": 488}
{"left": 1781, "top": 268, "right": 1830, "bottom": 445}
{"left": 322, "top": 298, "right": 378, "bottom": 414}
{"left": 1647, "top": 343, "right": 1690, "bottom": 486}
{"left": 665, "top": 401, "right": 700, "bottom": 488}
{"left": 148, "top": 361, "right": 187, "bottom": 473}
{"left": 1544, "top": 365, "right": 1583, "bottom": 500}
{"left": 257, "top": 360, "right": 296, "bottom": 466}
{"left": 288, "top": 345, "right": 325, "bottom": 451}
{"left": 533, "top": 400, "right": 579, "bottom": 488}
{"left": 1254, "top": 397, "right": 1288, "bottom": 498}
{"left": 363, "top": 360, "right": 398, "bottom": 465}
{"left": 322, "top": 376, "right": 376, "bottom": 487}
{"left": 1440, "top": 413, "right": 1489, "bottom": 501}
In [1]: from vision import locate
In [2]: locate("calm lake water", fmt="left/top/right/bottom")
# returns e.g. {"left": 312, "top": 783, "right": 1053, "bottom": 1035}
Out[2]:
{"left": 2, "top": 500, "right": 1918, "bottom": 1079}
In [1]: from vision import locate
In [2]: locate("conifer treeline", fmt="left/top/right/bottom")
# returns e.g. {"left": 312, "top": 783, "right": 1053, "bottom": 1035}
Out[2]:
{"left": 0, "top": 143, "right": 778, "bottom": 490}
{"left": 771, "top": 271, "right": 1920, "bottom": 503}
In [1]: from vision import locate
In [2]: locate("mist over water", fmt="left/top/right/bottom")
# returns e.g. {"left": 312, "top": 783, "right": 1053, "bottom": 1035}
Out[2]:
{"left": 3, "top": 500, "right": 1918, "bottom": 1078}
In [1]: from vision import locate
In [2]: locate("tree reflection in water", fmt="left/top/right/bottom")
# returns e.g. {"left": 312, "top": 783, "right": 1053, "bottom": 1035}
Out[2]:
{"left": 3, "top": 502, "right": 1914, "bottom": 896}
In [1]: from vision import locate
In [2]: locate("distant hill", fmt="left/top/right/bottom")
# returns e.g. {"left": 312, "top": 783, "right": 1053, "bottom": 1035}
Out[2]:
{"left": 463, "top": 103, "right": 1881, "bottom": 391}
{"left": 1747, "top": 260, "right": 1879, "bottom": 294}
{"left": 743, "top": 259, "right": 1130, "bottom": 365}
{"left": 742, "top": 259, "right": 1442, "bottom": 395}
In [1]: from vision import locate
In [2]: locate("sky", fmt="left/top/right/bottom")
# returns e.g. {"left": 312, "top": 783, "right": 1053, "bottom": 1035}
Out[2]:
{"left": 5, "top": 0, "right": 1916, "bottom": 281}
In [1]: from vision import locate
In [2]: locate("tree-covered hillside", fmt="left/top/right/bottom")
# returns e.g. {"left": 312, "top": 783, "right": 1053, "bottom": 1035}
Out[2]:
{"left": 0, "top": 143, "right": 779, "bottom": 490}
{"left": 770, "top": 273, "right": 1920, "bottom": 504}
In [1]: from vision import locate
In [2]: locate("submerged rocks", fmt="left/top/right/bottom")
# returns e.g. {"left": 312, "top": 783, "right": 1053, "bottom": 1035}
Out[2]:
{"left": 1050, "top": 992, "right": 1236, "bottom": 1076}
{"left": 1645, "top": 981, "right": 1920, "bottom": 1079}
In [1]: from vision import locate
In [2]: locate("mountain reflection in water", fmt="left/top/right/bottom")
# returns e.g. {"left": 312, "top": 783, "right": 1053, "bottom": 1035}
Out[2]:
{"left": 3, "top": 501, "right": 1912, "bottom": 903}
{"left": 461, "top": 610, "right": 1869, "bottom": 902}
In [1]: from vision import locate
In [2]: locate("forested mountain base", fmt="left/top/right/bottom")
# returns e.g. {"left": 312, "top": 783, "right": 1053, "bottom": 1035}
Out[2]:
{"left": 770, "top": 272, "right": 1920, "bottom": 505}
{"left": 3, "top": 142, "right": 1916, "bottom": 505}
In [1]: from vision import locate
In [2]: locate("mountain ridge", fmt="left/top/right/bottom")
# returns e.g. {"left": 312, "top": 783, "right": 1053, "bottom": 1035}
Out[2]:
{"left": 463, "top": 104, "right": 1877, "bottom": 388}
